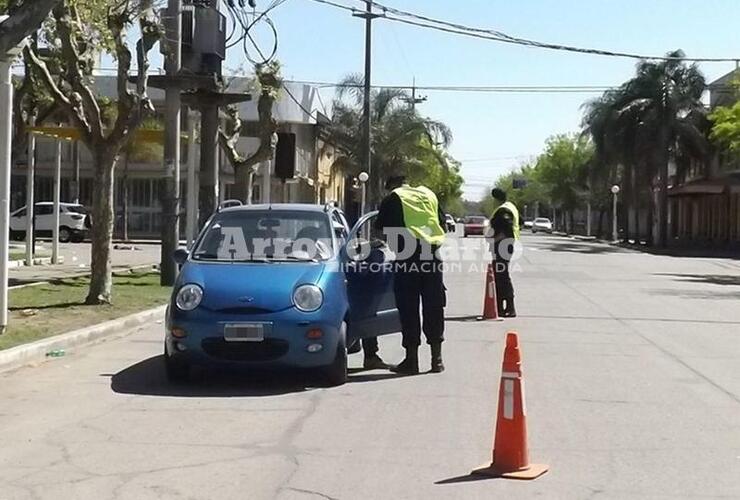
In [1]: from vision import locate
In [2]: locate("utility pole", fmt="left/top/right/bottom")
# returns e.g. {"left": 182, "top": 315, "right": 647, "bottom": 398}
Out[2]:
{"left": 72, "top": 140, "right": 80, "bottom": 204}
{"left": 160, "top": 0, "right": 182, "bottom": 286}
{"left": 185, "top": 111, "right": 197, "bottom": 247}
{"left": 405, "top": 77, "right": 427, "bottom": 110}
{"left": 25, "top": 115, "right": 35, "bottom": 266}
{"left": 354, "top": 2, "right": 380, "bottom": 204}
{"left": 51, "top": 137, "right": 61, "bottom": 264}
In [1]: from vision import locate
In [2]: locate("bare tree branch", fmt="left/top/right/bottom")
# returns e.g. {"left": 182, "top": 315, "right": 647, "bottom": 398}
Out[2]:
{"left": 52, "top": 3, "right": 104, "bottom": 140}
{"left": 0, "top": 0, "right": 59, "bottom": 57}
{"left": 24, "top": 45, "right": 93, "bottom": 143}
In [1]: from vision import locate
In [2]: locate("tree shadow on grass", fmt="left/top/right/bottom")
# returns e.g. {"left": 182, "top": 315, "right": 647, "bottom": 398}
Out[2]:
{"left": 9, "top": 301, "right": 87, "bottom": 311}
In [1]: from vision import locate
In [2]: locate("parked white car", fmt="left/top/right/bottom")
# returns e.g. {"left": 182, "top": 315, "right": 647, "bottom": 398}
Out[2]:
{"left": 531, "top": 217, "right": 553, "bottom": 234}
{"left": 10, "top": 202, "right": 91, "bottom": 243}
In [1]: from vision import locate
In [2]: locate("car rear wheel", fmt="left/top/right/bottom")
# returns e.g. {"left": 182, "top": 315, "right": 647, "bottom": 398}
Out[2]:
{"left": 164, "top": 344, "right": 190, "bottom": 383}
{"left": 322, "top": 341, "right": 348, "bottom": 387}
{"left": 58, "top": 226, "right": 71, "bottom": 243}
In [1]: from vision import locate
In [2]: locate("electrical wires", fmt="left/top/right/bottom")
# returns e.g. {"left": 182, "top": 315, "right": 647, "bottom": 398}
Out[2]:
{"left": 285, "top": 79, "right": 615, "bottom": 94}
{"left": 307, "top": 0, "right": 740, "bottom": 63}
{"left": 224, "top": 0, "right": 291, "bottom": 64}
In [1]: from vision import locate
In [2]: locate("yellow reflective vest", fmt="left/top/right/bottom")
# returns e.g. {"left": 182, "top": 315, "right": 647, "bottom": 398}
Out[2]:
{"left": 492, "top": 201, "right": 521, "bottom": 240}
{"left": 392, "top": 185, "right": 446, "bottom": 246}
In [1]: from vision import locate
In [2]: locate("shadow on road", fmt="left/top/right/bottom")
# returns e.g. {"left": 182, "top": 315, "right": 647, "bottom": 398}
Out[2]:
{"left": 435, "top": 473, "right": 495, "bottom": 485}
{"left": 654, "top": 273, "right": 740, "bottom": 286}
{"left": 111, "top": 355, "right": 314, "bottom": 397}
{"left": 445, "top": 315, "right": 483, "bottom": 323}
{"left": 537, "top": 242, "right": 624, "bottom": 255}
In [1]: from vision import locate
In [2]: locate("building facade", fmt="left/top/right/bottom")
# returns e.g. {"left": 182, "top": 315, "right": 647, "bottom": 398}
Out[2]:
{"left": 11, "top": 76, "right": 353, "bottom": 238}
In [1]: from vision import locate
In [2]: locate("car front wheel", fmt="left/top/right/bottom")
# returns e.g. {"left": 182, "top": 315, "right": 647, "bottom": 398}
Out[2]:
{"left": 322, "top": 342, "right": 347, "bottom": 387}
{"left": 164, "top": 344, "right": 190, "bottom": 383}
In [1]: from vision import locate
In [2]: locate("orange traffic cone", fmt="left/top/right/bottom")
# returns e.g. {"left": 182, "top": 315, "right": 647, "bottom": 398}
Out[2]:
{"left": 479, "top": 263, "right": 503, "bottom": 321}
{"left": 472, "top": 332, "right": 549, "bottom": 480}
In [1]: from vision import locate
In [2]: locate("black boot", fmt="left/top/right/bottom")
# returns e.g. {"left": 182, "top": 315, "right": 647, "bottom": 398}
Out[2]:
{"left": 363, "top": 353, "right": 388, "bottom": 370}
{"left": 503, "top": 297, "right": 517, "bottom": 318}
{"left": 430, "top": 343, "right": 445, "bottom": 373}
{"left": 390, "top": 347, "right": 419, "bottom": 375}
{"left": 496, "top": 296, "right": 506, "bottom": 317}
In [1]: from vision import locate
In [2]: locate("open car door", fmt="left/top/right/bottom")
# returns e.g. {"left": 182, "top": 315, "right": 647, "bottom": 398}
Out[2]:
{"left": 343, "top": 211, "right": 401, "bottom": 342}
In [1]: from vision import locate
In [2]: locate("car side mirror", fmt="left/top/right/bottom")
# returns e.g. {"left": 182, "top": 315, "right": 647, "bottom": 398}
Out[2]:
{"left": 173, "top": 248, "right": 189, "bottom": 265}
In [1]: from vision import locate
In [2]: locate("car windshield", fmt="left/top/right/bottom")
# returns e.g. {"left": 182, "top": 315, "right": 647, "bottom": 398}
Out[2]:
{"left": 193, "top": 210, "right": 334, "bottom": 262}
{"left": 535, "top": 218, "right": 551, "bottom": 223}
{"left": 465, "top": 216, "right": 487, "bottom": 223}
{"left": 66, "top": 205, "right": 88, "bottom": 214}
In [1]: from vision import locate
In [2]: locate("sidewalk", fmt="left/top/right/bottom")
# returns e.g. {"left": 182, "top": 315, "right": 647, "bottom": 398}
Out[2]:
{"left": 8, "top": 242, "right": 162, "bottom": 288}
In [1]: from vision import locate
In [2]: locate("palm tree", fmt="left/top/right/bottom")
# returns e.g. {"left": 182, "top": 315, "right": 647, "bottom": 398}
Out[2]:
{"left": 328, "top": 75, "right": 452, "bottom": 204}
{"left": 583, "top": 51, "right": 709, "bottom": 246}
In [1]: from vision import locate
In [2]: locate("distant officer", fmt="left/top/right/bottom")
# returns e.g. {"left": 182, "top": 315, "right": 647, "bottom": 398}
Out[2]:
{"left": 375, "top": 175, "right": 448, "bottom": 374}
{"left": 488, "top": 187, "right": 520, "bottom": 317}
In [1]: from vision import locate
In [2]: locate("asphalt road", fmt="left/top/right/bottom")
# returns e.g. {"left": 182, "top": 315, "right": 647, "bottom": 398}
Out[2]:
{"left": 1, "top": 234, "right": 739, "bottom": 499}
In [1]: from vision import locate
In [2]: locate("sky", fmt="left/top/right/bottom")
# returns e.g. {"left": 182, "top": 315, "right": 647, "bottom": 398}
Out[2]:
{"left": 225, "top": 0, "right": 740, "bottom": 200}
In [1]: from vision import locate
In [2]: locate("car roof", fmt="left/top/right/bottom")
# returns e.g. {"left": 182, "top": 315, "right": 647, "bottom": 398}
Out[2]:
{"left": 219, "top": 203, "right": 331, "bottom": 214}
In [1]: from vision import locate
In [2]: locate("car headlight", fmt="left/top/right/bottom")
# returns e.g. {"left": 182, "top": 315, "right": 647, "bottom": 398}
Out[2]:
{"left": 175, "top": 284, "right": 203, "bottom": 311}
{"left": 293, "top": 284, "right": 323, "bottom": 312}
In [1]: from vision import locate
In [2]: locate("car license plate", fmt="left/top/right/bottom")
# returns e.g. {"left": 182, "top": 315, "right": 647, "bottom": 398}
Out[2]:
{"left": 224, "top": 323, "right": 266, "bottom": 342}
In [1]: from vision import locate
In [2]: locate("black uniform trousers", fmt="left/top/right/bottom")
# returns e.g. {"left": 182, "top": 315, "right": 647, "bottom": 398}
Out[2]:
{"left": 361, "top": 258, "right": 446, "bottom": 353}
{"left": 394, "top": 257, "right": 446, "bottom": 348}
{"left": 492, "top": 239, "right": 515, "bottom": 299}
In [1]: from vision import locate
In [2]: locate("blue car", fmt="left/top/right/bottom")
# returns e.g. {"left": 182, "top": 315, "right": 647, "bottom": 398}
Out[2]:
{"left": 165, "top": 203, "right": 401, "bottom": 385}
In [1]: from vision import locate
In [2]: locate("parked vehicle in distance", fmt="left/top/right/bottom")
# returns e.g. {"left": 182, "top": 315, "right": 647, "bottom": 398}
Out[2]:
{"left": 165, "top": 203, "right": 402, "bottom": 386}
{"left": 10, "top": 202, "right": 91, "bottom": 242}
{"left": 523, "top": 220, "right": 534, "bottom": 229}
{"left": 444, "top": 214, "right": 456, "bottom": 232}
{"left": 532, "top": 217, "right": 553, "bottom": 234}
{"left": 462, "top": 215, "right": 489, "bottom": 237}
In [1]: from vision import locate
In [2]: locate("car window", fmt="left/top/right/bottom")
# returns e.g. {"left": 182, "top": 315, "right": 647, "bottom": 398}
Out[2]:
{"left": 35, "top": 205, "right": 53, "bottom": 215}
{"left": 535, "top": 218, "right": 550, "bottom": 223}
{"left": 12, "top": 208, "right": 26, "bottom": 217}
{"left": 330, "top": 211, "right": 348, "bottom": 241}
{"left": 65, "top": 205, "right": 88, "bottom": 214}
{"left": 465, "top": 216, "right": 487, "bottom": 223}
{"left": 193, "top": 210, "right": 333, "bottom": 262}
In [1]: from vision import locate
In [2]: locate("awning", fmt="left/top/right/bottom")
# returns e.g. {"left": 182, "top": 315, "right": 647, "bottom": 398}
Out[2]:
{"left": 28, "top": 127, "right": 190, "bottom": 145}
{"left": 668, "top": 183, "right": 727, "bottom": 196}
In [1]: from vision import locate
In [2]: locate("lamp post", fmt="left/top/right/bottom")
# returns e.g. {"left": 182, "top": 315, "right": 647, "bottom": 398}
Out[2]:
{"left": 358, "top": 171, "right": 369, "bottom": 216}
{"left": 611, "top": 185, "right": 620, "bottom": 242}
{"left": 0, "top": 17, "right": 27, "bottom": 333}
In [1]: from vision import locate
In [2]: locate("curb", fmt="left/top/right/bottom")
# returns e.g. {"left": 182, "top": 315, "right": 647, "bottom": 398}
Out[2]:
{"left": 8, "top": 256, "right": 63, "bottom": 268}
{"left": 0, "top": 304, "right": 167, "bottom": 375}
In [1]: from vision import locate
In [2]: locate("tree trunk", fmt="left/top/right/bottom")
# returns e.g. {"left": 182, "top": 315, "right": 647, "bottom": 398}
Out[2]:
{"left": 86, "top": 151, "right": 117, "bottom": 305}
{"left": 597, "top": 209, "right": 605, "bottom": 239}
{"left": 232, "top": 165, "right": 253, "bottom": 203}
{"left": 658, "top": 154, "right": 670, "bottom": 248}
{"left": 122, "top": 154, "right": 129, "bottom": 242}
{"left": 647, "top": 183, "right": 655, "bottom": 246}
{"left": 622, "top": 165, "right": 633, "bottom": 243}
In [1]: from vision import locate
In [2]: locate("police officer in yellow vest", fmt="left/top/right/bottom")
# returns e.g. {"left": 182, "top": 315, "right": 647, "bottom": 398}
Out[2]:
{"left": 373, "top": 175, "right": 448, "bottom": 375}
{"left": 488, "top": 187, "right": 520, "bottom": 317}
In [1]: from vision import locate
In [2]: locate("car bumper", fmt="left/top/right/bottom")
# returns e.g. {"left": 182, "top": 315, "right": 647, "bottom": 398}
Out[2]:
{"left": 166, "top": 308, "right": 343, "bottom": 369}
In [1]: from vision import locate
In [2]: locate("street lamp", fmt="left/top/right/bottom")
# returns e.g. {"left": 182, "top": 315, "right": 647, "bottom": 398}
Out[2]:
{"left": 611, "top": 185, "right": 621, "bottom": 242}
{"left": 0, "top": 16, "right": 27, "bottom": 333}
{"left": 358, "top": 171, "right": 369, "bottom": 216}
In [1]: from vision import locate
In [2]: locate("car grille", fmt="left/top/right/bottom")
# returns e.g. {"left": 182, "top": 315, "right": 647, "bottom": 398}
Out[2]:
{"left": 201, "top": 338, "right": 289, "bottom": 362}
{"left": 214, "top": 306, "right": 273, "bottom": 315}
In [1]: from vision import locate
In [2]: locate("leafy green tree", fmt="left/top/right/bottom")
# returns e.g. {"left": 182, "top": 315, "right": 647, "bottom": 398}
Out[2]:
{"left": 583, "top": 50, "right": 709, "bottom": 246}
{"left": 328, "top": 74, "right": 455, "bottom": 205}
{"left": 26, "top": 0, "right": 161, "bottom": 304}
{"left": 710, "top": 102, "right": 740, "bottom": 153}
{"left": 534, "top": 134, "right": 593, "bottom": 232}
